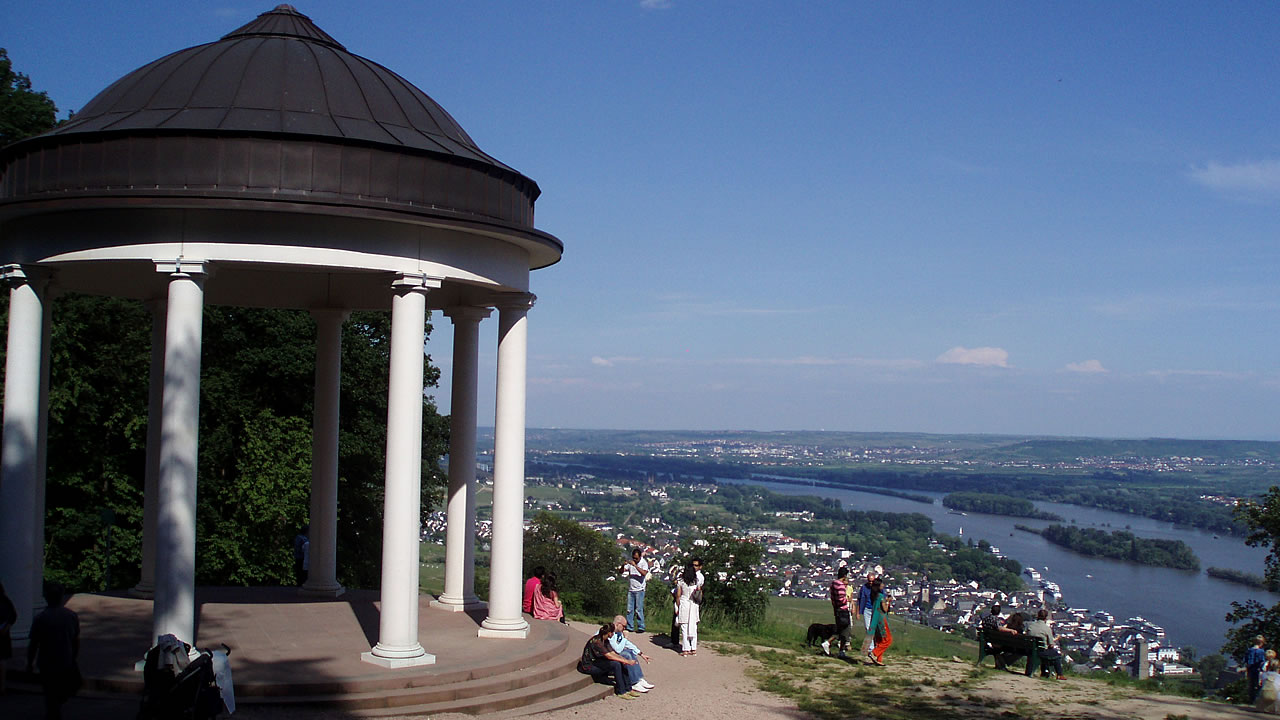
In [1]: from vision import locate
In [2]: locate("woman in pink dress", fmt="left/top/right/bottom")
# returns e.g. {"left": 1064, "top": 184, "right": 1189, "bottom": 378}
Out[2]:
{"left": 532, "top": 573, "right": 565, "bottom": 622}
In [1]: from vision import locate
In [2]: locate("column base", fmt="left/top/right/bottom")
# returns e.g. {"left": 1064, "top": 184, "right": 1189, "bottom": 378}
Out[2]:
{"left": 362, "top": 647, "right": 436, "bottom": 668}
{"left": 429, "top": 595, "right": 487, "bottom": 612}
{"left": 478, "top": 617, "right": 529, "bottom": 639}
{"left": 129, "top": 583, "right": 156, "bottom": 599}
{"left": 299, "top": 582, "right": 345, "bottom": 598}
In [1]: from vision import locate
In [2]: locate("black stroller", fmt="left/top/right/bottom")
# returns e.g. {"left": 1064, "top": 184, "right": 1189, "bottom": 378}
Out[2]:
{"left": 137, "top": 635, "right": 233, "bottom": 719}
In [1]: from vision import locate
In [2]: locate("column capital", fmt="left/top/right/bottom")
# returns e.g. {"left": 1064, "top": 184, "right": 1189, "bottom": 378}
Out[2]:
{"left": 489, "top": 292, "right": 536, "bottom": 312}
{"left": 442, "top": 306, "right": 492, "bottom": 324}
{"left": 0, "top": 264, "right": 50, "bottom": 290}
{"left": 391, "top": 273, "right": 443, "bottom": 294}
{"left": 154, "top": 258, "right": 209, "bottom": 279}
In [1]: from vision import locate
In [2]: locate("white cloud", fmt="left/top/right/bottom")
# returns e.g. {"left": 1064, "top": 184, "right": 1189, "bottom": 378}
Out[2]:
{"left": 935, "top": 346, "right": 1010, "bottom": 368}
{"left": 1188, "top": 159, "right": 1280, "bottom": 199}
{"left": 640, "top": 0, "right": 673, "bottom": 9}
{"left": 723, "top": 355, "right": 924, "bottom": 369}
{"left": 590, "top": 355, "right": 641, "bottom": 368}
{"left": 1065, "top": 359, "right": 1108, "bottom": 374}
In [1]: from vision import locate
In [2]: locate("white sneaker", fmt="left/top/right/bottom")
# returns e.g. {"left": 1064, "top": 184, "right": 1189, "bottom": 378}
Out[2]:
{"left": 637, "top": 679, "right": 654, "bottom": 689}
{"left": 820, "top": 640, "right": 830, "bottom": 656}
{"left": 632, "top": 685, "right": 649, "bottom": 693}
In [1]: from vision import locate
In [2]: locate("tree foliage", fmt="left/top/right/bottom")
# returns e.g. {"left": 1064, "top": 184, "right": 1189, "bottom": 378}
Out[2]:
{"left": 1033, "top": 525, "right": 1200, "bottom": 570}
{"left": 0, "top": 48, "right": 58, "bottom": 145}
{"left": 523, "top": 511, "right": 624, "bottom": 616}
{"left": 942, "top": 491, "right": 1061, "bottom": 520}
{"left": 1224, "top": 489, "right": 1280, "bottom": 659}
{"left": 5, "top": 295, "right": 449, "bottom": 593}
{"left": 678, "top": 527, "right": 775, "bottom": 629}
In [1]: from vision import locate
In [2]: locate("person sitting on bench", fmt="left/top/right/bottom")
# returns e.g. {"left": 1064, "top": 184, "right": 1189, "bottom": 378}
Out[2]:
{"left": 1024, "top": 609, "right": 1066, "bottom": 680}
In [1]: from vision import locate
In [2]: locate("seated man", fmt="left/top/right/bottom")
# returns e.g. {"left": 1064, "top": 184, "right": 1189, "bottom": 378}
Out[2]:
{"left": 1023, "top": 609, "right": 1066, "bottom": 679}
{"left": 611, "top": 615, "right": 655, "bottom": 692}
{"left": 577, "top": 623, "right": 641, "bottom": 698}
{"left": 980, "top": 603, "right": 1016, "bottom": 669}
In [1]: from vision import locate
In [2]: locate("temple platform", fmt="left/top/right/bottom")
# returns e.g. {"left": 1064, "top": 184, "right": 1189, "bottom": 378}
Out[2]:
{"left": 0, "top": 587, "right": 608, "bottom": 718}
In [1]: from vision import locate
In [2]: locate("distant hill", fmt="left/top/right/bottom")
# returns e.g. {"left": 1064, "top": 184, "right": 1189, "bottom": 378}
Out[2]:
{"left": 511, "top": 428, "right": 1280, "bottom": 464}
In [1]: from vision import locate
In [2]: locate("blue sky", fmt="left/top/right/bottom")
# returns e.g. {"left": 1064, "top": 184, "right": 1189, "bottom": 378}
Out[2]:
{"left": 7, "top": 1, "right": 1280, "bottom": 439}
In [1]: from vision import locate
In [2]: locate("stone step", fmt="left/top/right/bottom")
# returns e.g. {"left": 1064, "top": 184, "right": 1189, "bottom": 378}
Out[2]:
{"left": 235, "top": 624, "right": 571, "bottom": 698}
{"left": 346, "top": 668, "right": 608, "bottom": 717}
{"left": 239, "top": 628, "right": 583, "bottom": 711}
{"left": 496, "top": 679, "right": 617, "bottom": 717}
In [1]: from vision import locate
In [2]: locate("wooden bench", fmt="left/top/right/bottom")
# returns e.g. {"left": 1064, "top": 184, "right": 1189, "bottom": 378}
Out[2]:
{"left": 978, "top": 629, "right": 1045, "bottom": 677}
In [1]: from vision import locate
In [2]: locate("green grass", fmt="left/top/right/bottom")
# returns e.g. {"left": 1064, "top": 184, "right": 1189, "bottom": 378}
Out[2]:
{"left": 704, "top": 595, "right": 976, "bottom": 660}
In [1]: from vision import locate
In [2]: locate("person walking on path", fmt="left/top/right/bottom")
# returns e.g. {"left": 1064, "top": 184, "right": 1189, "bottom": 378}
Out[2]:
{"left": 27, "top": 582, "right": 81, "bottom": 720}
{"left": 823, "top": 566, "right": 852, "bottom": 658}
{"left": 621, "top": 548, "right": 650, "bottom": 633}
{"left": 675, "top": 565, "right": 701, "bottom": 657}
{"left": 866, "top": 577, "right": 892, "bottom": 666}
{"left": 1249, "top": 635, "right": 1269, "bottom": 704}
{"left": 857, "top": 569, "right": 878, "bottom": 659}
{"left": 610, "top": 615, "right": 655, "bottom": 692}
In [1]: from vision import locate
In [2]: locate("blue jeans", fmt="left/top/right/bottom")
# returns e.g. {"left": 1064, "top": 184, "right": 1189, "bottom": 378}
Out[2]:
{"left": 620, "top": 648, "right": 644, "bottom": 685}
{"left": 627, "top": 589, "right": 646, "bottom": 631}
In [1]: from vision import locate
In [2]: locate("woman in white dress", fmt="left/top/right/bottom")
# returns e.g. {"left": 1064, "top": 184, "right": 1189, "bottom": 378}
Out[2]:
{"left": 675, "top": 565, "right": 701, "bottom": 656}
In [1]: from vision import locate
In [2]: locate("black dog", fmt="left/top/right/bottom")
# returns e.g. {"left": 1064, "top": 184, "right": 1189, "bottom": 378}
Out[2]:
{"left": 806, "top": 622, "right": 836, "bottom": 646}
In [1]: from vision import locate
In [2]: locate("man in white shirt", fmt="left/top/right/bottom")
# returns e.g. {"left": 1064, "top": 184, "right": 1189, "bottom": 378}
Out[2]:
{"left": 622, "top": 548, "right": 650, "bottom": 632}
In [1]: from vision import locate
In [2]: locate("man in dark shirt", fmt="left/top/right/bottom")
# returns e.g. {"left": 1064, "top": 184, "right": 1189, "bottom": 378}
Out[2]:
{"left": 578, "top": 623, "right": 639, "bottom": 698}
{"left": 825, "top": 566, "right": 852, "bottom": 658}
{"left": 27, "top": 582, "right": 80, "bottom": 720}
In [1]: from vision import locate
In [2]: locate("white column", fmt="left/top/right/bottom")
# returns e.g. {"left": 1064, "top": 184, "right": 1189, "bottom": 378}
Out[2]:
{"left": 0, "top": 265, "right": 48, "bottom": 642}
{"left": 152, "top": 261, "right": 206, "bottom": 645}
{"left": 431, "top": 306, "right": 490, "bottom": 612}
{"left": 363, "top": 273, "right": 439, "bottom": 668}
{"left": 302, "top": 309, "right": 349, "bottom": 597}
{"left": 33, "top": 282, "right": 53, "bottom": 612}
{"left": 132, "top": 299, "right": 166, "bottom": 598}
{"left": 480, "top": 293, "right": 534, "bottom": 639}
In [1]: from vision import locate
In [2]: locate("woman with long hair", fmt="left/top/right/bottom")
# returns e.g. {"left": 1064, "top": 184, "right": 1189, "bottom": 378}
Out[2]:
{"left": 531, "top": 572, "right": 565, "bottom": 622}
{"left": 866, "top": 578, "right": 892, "bottom": 666}
{"left": 675, "top": 565, "right": 701, "bottom": 656}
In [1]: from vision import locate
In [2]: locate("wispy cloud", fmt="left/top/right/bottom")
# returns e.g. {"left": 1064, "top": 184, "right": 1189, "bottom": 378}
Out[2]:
{"left": 1146, "top": 369, "right": 1246, "bottom": 381}
{"left": 590, "top": 355, "right": 642, "bottom": 368}
{"left": 723, "top": 356, "right": 924, "bottom": 369}
{"left": 1065, "top": 359, "right": 1108, "bottom": 374}
{"left": 640, "top": 0, "right": 673, "bottom": 9}
{"left": 1188, "top": 159, "right": 1280, "bottom": 199}
{"left": 936, "top": 346, "right": 1010, "bottom": 368}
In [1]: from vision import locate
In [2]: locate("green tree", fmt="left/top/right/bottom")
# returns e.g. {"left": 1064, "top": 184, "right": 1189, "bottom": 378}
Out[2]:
{"left": 1224, "top": 489, "right": 1280, "bottom": 660}
{"left": 523, "top": 511, "right": 625, "bottom": 616}
{"left": 1198, "top": 653, "right": 1226, "bottom": 690}
{"left": 9, "top": 297, "right": 448, "bottom": 593}
{"left": 679, "top": 528, "right": 775, "bottom": 629}
{"left": 0, "top": 48, "right": 58, "bottom": 144}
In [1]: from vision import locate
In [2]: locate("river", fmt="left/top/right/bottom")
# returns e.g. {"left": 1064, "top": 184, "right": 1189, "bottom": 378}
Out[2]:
{"left": 727, "top": 477, "right": 1278, "bottom": 655}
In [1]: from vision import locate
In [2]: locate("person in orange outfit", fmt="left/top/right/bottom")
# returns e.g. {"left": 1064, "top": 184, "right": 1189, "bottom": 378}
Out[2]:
{"left": 867, "top": 577, "right": 892, "bottom": 666}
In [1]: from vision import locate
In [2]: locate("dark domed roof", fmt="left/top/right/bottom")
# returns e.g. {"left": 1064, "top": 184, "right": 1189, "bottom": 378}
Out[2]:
{"left": 41, "top": 5, "right": 519, "bottom": 178}
{"left": 0, "top": 5, "right": 560, "bottom": 264}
